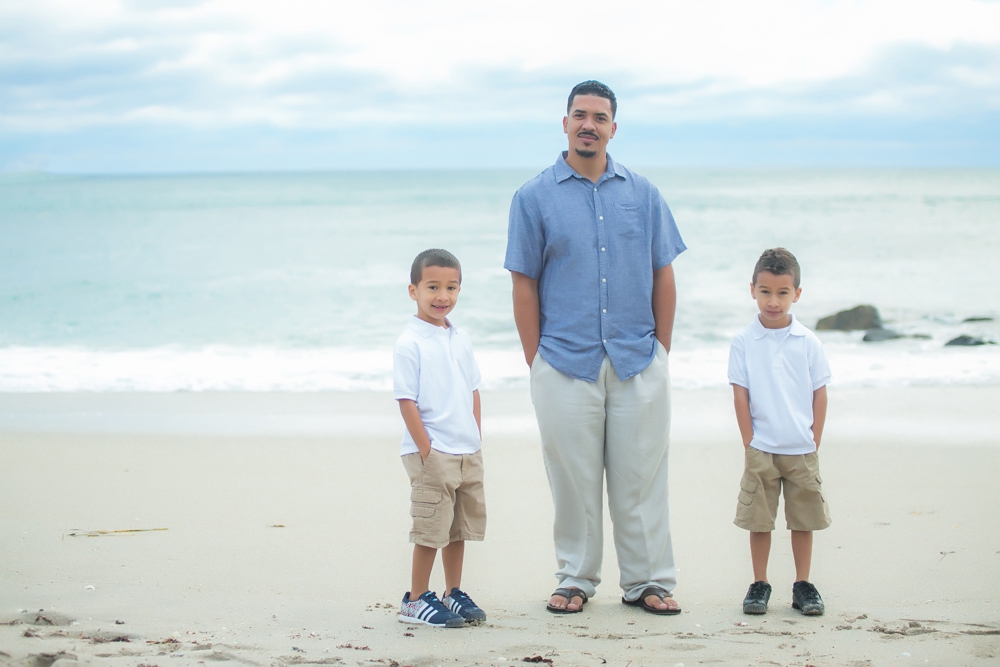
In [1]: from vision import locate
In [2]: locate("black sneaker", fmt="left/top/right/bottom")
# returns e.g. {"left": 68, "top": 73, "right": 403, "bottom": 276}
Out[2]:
{"left": 792, "top": 581, "right": 825, "bottom": 615}
{"left": 742, "top": 581, "right": 772, "bottom": 614}
{"left": 443, "top": 588, "right": 487, "bottom": 623}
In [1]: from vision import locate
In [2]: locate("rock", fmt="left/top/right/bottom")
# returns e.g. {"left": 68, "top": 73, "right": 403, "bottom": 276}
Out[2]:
{"left": 863, "top": 328, "right": 904, "bottom": 342}
{"left": 945, "top": 335, "right": 994, "bottom": 346}
{"left": 962, "top": 316, "right": 994, "bottom": 323}
{"left": 816, "top": 305, "right": 882, "bottom": 331}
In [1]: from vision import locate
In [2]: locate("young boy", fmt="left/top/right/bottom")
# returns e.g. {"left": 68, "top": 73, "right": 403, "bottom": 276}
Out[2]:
{"left": 393, "top": 248, "right": 487, "bottom": 628}
{"left": 728, "top": 248, "right": 832, "bottom": 616}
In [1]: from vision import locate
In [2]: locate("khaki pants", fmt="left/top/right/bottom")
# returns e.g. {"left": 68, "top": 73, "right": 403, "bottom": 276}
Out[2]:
{"left": 529, "top": 344, "right": 675, "bottom": 601}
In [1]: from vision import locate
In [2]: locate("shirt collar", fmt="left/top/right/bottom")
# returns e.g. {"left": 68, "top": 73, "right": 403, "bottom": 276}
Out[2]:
{"left": 750, "top": 313, "right": 808, "bottom": 339}
{"left": 408, "top": 314, "right": 453, "bottom": 337}
{"left": 554, "top": 151, "right": 627, "bottom": 184}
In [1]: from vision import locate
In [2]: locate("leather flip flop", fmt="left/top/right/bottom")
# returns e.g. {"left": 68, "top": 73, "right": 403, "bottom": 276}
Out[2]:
{"left": 546, "top": 586, "right": 588, "bottom": 614}
{"left": 622, "top": 585, "right": 681, "bottom": 615}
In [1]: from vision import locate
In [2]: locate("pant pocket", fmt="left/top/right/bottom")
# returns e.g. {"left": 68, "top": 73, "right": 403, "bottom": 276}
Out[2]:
{"left": 736, "top": 474, "right": 758, "bottom": 520}
{"left": 411, "top": 486, "right": 442, "bottom": 520}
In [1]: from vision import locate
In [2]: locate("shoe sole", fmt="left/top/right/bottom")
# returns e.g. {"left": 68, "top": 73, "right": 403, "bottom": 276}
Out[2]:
{"left": 743, "top": 604, "right": 767, "bottom": 614}
{"left": 398, "top": 614, "right": 465, "bottom": 628}
{"left": 792, "top": 602, "right": 824, "bottom": 616}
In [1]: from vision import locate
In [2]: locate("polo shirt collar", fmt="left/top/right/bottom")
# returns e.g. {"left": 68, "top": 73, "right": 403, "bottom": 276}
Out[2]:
{"left": 751, "top": 313, "right": 808, "bottom": 339}
{"left": 408, "top": 314, "right": 453, "bottom": 337}
{"left": 555, "top": 151, "right": 627, "bottom": 184}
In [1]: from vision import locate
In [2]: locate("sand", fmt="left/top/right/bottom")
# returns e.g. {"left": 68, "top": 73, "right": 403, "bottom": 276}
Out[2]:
{"left": 1, "top": 386, "right": 999, "bottom": 666}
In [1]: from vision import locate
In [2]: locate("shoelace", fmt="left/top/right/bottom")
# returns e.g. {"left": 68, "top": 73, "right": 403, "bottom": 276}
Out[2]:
{"left": 796, "top": 583, "right": 820, "bottom": 602}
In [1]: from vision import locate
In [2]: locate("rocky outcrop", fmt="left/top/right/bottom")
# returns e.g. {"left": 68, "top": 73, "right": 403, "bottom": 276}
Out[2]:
{"left": 816, "top": 305, "right": 882, "bottom": 331}
{"left": 945, "top": 335, "right": 995, "bottom": 346}
{"left": 862, "top": 328, "right": 903, "bottom": 342}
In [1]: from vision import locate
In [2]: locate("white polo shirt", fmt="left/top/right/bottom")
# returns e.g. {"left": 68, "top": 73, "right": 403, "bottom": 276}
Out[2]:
{"left": 728, "top": 314, "right": 832, "bottom": 455}
{"left": 393, "top": 315, "right": 482, "bottom": 456}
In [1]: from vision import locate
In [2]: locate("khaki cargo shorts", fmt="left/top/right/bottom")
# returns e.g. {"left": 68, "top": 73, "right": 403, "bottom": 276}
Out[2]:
{"left": 734, "top": 446, "right": 831, "bottom": 533}
{"left": 402, "top": 449, "right": 486, "bottom": 549}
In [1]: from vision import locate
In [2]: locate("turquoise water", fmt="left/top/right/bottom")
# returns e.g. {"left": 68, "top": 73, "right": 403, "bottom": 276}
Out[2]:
{"left": 2, "top": 168, "right": 999, "bottom": 390}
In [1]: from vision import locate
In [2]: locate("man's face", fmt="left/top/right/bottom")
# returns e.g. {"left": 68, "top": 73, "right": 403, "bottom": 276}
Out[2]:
{"left": 563, "top": 94, "right": 616, "bottom": 159}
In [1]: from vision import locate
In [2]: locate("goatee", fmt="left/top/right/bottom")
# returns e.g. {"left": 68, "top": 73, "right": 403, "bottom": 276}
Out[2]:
{"left": 574, "top": 148, "right": 597, "bottom": 159}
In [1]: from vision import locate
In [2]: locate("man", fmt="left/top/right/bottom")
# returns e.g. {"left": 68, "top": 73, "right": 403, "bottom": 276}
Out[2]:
{"left": 505, "top": 81, "right": 686, "bottom": 614}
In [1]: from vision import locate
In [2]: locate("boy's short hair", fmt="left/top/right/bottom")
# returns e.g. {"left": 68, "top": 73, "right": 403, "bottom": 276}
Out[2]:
{"left": 568, "top": 80, "right": 617, "bottom": 119}
{"left": 410, "top": 248, "right": 462, "bottom": 285}
{"left": 753, "top": 248, "right": 801, "bottom": 288}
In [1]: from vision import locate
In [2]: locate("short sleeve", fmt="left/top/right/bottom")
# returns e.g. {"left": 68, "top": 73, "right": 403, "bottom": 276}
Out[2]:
{"left": 649, "top": 186, "right": 687, "bottom": 270}
{"left": 504, "top": 188, "right": 545, "bottom": 280}
{"left": 728, "top": 335, "right": 749, "bottom": 388}
{"left": 809, "top": 338, "right": 832, "bottom": 390}
{"left": 393, "top": 340, "right": 420, "bottom": 401}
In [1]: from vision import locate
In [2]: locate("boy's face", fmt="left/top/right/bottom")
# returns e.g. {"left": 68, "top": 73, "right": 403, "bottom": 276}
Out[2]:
{"left": 751, "top": 270, "right": 802, "bottom": 329}
{"left": 409, "top": 265, "right": 462, "bottom": 327}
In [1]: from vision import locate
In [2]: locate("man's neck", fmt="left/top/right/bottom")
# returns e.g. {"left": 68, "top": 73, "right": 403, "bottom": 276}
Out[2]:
{"left": 565, "top": 151, "right": 608, "bottom": 184}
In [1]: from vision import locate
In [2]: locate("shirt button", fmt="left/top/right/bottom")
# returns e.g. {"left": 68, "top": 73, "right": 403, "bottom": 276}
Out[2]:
{"left": 599, "top": 216, "right": 603, "bottom": 220}
{"left": 594, "top": 187, "right": 598, "bottom": 192}
{"left": 602, "top": 278, "right": 607, "bottom": 282}
{"left": 603, "top": 339, "right": 607, "bottom": 343}
{"left": 603, "top": 309, "right": 607, "bottom": 313}
{"left": 601, "top": 247, "right": 606, "bottom": 251}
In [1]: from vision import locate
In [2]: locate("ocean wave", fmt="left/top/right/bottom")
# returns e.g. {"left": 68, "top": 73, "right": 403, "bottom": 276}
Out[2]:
{"left": 1, "top": 342, "right": 999, "bottom": 392}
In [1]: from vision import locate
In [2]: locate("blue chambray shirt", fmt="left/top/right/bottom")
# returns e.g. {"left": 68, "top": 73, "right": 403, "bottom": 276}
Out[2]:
{"left": 505, "top": 152, "right": 686, "bottom": 382}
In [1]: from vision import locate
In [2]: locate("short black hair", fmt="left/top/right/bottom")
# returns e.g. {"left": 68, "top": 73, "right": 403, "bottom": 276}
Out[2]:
{"left": 567, "top": 80, "right": 617, "bottom": 119}
{"left": 753, "top": 248, "right": 801, "bottom": 288}
{"left": 410, "top": 248, "right": 462, "bottom": 285}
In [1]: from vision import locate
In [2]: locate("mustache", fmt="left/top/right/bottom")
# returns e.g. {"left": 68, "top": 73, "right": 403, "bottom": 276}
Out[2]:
{"left": 577, "top": 131, "right": 599, "bottom": 139}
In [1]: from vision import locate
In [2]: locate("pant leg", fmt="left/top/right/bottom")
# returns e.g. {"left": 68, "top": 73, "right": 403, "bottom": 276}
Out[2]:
{"left": 604, "top": 344, "right": 677, "bottom": 601}
{"left": 529, "top": 352, "right": 608, "bottom": 598}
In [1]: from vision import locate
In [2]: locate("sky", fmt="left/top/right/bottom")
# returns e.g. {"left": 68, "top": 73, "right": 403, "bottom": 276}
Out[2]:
{"left": 2, "top": 0, "right": 999, "bottom": 172}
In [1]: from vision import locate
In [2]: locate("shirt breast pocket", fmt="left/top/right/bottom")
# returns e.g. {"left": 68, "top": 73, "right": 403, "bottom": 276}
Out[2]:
{"left": 614, "top": 203, "right": 645, "bottom": 239}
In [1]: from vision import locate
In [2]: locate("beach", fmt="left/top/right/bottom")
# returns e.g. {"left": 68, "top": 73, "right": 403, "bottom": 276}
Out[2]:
{"left": 2, "top": 386, "right": 998, "bottom": 666}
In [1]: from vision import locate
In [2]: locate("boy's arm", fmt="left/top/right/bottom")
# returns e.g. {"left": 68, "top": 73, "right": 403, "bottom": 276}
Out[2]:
{"left": 398, "top": 399, "right": 432, "bottom": 462}
{"left": 511, "top": 271, "right": 540, "bottom": 367}
{"left": 652, "top": 264, "right": 676, "bottom": 353}
{"left": 472, "top": 389, "right": 482, "bottom": 439}
{"left": 733, "top": 384, "right": 753, "bottom": 448}
{"left": 811, "top": 385, "right": 828, "bottom": 449}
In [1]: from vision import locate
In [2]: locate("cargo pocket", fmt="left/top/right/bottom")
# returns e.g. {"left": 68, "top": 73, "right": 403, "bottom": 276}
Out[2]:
{"left": 736, "top": 474, "right": 758, "bottom": 521}
{"left": 411, "top": 486, "right": 442, "bottom": 524}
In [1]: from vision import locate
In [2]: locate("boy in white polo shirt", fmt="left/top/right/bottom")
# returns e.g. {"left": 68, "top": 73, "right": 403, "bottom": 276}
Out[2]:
{"left": 393, "top": 248, "right": 487, "bottom": 629}
{"left": 729, "top": 248, "right": 832, "bottom": 616}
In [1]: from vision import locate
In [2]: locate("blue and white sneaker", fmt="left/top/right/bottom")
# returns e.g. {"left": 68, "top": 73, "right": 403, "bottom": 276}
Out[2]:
{"left": 399, "top": 591, "right": 465, "bottom": 628}
{"left": 443, "top": 587, "right": 487, "bottom": 623}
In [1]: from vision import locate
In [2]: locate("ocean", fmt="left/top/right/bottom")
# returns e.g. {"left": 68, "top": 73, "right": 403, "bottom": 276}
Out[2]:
{"left": 2, "top": 168, "right": 998, "bottom": 392}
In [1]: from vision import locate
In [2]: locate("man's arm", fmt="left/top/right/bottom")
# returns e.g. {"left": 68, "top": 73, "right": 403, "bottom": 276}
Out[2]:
{"left": 511, "top": 271, "right": 540, "bottom": 367}
{"left": 811, "top": 385, "right": 828, "bottom": 449}
{"left": 733, "top": 384, "right": 753, "bottom": 448}
{"left": 398, "top": 399, "right": 432, "bottom": 462}
{"left": 472, "top": 389, "right": 482, "bottom": 438}
{"left": 652, "top": 264, "right": 677, "bottom": 353}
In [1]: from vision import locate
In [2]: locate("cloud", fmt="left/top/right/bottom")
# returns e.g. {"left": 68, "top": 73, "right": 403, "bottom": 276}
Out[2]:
{"left": 1, "top": 0, "right": 999, "bottom": 169}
